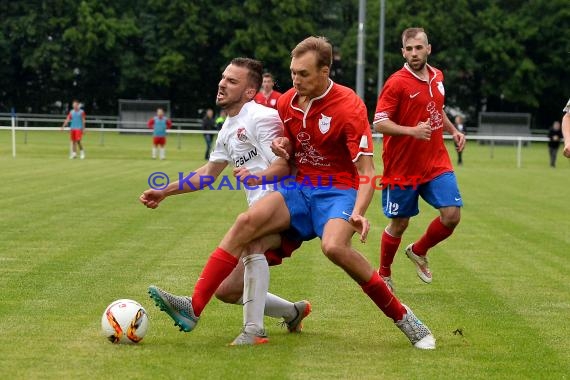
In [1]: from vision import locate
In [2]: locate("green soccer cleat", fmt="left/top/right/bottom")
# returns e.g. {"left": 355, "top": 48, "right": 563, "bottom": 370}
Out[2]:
{"left": 148, "top": 285, "right": 199, "bottom": 332}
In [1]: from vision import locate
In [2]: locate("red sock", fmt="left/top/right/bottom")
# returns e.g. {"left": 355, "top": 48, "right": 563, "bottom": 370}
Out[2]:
{"left": 379, "top": 230, "right": 401, "bottom": 277}
{"left": 413, "top": 217, "right": 455, "bottom": 256}
{"left": 361, "top": 271, "right": 405, "bottom": 322}
{"left": 191, "top": 247, "right": 238, "bottom": 316}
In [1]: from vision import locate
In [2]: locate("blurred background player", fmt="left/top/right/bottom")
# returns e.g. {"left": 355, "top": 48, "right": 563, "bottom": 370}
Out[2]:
{"left": 215, "top": 109, "right": 227, "bottom": 130}
{"left": 253, "top": 73, "right": 282, "bottom": 109}
{"left": 147, "top": 108, "right": 172, "bottom": 160}
{"left": 61, "top": 100, "right": 86, "bottom": 159}
{"left": 201, "top": 108, "right": 216, "bottom": 160}
{"left": 547, "top": 121, "right": 563, "bottom": 167}
{"left": 373, "top": 27, "right": 465, "bottom": 290}
{"left": 562, "top": 97, "right": 570, "bottom": 158}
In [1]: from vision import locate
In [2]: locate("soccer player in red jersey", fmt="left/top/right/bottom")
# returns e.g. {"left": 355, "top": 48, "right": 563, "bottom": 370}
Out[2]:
{"left": 143, "top": 36, "right": 436, "bottom": 349}
{"left": 373, "top": 28, "right": 466, "bottom": 290}
{"left": 61, "top": 100, "right": 86, "bottom": 159}
{"left": 253, "top": 73, "right": 282, "bottom": 109}
{"left": 147, "top": 108, "right": 172, "bottom": 160}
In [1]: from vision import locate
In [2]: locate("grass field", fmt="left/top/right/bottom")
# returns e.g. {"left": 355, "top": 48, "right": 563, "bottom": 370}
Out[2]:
{"left": 1, "top": 130, "right": 569, "bottom": 379}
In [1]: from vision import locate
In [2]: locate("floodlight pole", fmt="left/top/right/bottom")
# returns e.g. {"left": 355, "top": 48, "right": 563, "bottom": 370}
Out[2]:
{"left": 377, "top": 0, "right": 386, "bottom": 95}
{"left": 355, "top": 0, "right": 366, "bottom": 100}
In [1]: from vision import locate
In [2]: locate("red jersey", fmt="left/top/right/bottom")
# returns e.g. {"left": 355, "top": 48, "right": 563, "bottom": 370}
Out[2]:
{"left": 374, "top": 64, "right": 453, "bottom": 185}
{"left": 254, "top": 90, "right": 282, "bottom": 109}
{"left": 277, "top": 81, "right": 373, "bottom": 190}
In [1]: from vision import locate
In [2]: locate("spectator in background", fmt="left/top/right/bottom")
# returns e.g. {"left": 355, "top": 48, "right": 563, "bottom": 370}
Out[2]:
{"left": 454, "top": 116, "right": 465, "bottom": 165}
{"left": 253, "top": 73, "right": 282, "bottom": 109}
{"left": 562, "top": 97, "right": 570, "bottom": 158}
{"left": 547, "top": 121, "right": 563, "bottom": 167}
{"left": 147, "top": 108, "right": 172, "bottom": 160}
{"left": 215, "top": 110, "right": 227, "bottom": 130}
{"left": 202, "top": 108, "right": 216, "bottom": 160}
{"left": 61, "top": 100, "right": 86, "bottom": 159}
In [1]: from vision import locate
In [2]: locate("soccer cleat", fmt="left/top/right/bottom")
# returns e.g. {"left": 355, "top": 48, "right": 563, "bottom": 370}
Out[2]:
{"left": 229, "top": 329, "right": 269, "bottom": 346}
{"left": 395, "top": 304, "right": 436, "bottom": 350}
{"left": 381, "top": 275, "right": 395, "bottom": 293}
{"left": 148, "top": 285, "right": 199, "bottom": 332}
{"left": 285, "top": 300, "right": 312, "bottom": 333}
{"left": 405, "top": 244, "right": 432, "bottom": 283}
{"left": 80, "top": 150, "right": 85, "bottom": 160}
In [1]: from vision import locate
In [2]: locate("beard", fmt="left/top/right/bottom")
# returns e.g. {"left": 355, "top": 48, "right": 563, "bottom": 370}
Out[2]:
{"left": 407, "top": 57, "right": 427, "bottom": 72}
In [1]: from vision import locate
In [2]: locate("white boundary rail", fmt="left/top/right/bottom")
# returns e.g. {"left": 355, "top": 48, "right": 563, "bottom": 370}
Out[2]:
{"left": 0, "top": 115, "right": 553, "bottom": 168}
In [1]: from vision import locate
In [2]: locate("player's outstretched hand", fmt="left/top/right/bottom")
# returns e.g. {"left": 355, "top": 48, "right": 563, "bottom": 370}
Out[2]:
{"left": 349, "top": 213, "right": 370, "bottom": 243}
{"left": 413, "top": 118, "right": 432, "bottom": 141}
{"left": 271, "top": 137, "right": 292, "bottom": 160}
{"left": 139, "top": 189, "right": 166, "bottom": 209}
{"left": 453, "top": 131, "right": 466, "bottom": 152}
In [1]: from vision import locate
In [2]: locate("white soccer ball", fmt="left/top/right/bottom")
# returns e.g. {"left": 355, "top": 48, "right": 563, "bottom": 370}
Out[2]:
{"left": 101, "top": 299, "right": 149, "bottom": 344}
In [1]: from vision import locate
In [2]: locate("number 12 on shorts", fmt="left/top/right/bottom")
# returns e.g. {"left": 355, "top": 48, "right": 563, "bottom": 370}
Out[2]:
{"left": 387, "top": 202, "right": 399, "bottom": 216}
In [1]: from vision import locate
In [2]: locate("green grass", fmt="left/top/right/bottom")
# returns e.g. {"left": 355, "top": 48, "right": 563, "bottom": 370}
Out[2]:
{"left": 0, "top": 131, "right": 569, "bottom": 379}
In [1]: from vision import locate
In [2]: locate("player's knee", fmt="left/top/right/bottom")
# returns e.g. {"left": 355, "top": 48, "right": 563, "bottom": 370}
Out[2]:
{"left": 320, "top": 240, "right": 346, "bottom": 263}
{"left": 234, "top": 211, "right": 258, "bottom": 235}
{"left": 441, "top": 208, "right": 461, "bottom": 229}
{"left": 388, "top": 218, "right": 409, "bottom": 236}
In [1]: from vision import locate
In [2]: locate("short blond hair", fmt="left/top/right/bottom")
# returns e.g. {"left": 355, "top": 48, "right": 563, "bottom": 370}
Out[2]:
{"left": 401, "top": 27, "right": 429, "bottom": 46}
{"left": 291, "top": 36, "right": 333, "bottom": 69}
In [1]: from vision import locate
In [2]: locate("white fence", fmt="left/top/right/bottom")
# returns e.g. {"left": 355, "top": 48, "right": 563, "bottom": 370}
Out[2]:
{"left": 0, "top": 114, "right": 554, "bottom": 168}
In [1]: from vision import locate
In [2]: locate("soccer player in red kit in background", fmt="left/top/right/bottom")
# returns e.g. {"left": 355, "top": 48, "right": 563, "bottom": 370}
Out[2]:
{"left": 61, "top": 100, "right": 86, "bottom": 159}
{"left": 144, "top": 36, "right": 436, "bottom": 349}
{"left": 147, "top": 108, "right": 172, "bottom": 160}
{"left": 373, "top": 28, "right": 466, "bottom": 291}
{"left": 253, "top": 73, "right": 282, "bottom": 109}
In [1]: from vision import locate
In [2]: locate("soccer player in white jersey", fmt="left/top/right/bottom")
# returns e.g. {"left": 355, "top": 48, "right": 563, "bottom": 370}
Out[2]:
{"left": 140, "top": 57, "right": 310, "bottom": 345}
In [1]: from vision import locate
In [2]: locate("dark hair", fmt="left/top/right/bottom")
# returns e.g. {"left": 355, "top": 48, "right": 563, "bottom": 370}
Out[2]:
{"left": 262, "top": 73, "right": 274, "bottom": 80}
{"left": 291, "top": 36, "right": 332, "bottom": 69}
{"left": 401, "top": 27, "right": 429, "bottom": 46}
{"left": 230, "top": 57, "right": 263, "bottom": 90}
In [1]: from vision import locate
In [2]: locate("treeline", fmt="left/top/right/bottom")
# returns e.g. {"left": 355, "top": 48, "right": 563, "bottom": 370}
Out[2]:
{"left": 1, "top": 0, "right": 568, "bottom": 127}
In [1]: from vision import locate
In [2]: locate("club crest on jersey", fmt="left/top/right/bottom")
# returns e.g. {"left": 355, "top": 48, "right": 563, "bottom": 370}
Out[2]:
{"left": 236, "top": 128, "right": 247, "bottom": 142}
{"left": 319, "top": 114, "right": 332, "bottom": 134}
{"left": 437, "top": 81, "right": 445, "bottom": 96}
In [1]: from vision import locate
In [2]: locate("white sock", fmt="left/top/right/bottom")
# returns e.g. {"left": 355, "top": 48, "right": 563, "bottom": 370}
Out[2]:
{"left": 264, "top": 293, "right": 297, "bottom": 321}
{"left": 152, "top": 147, "right": 157, "bottom": 158}
{"left": 242, "top": 253, "right": 269, "bottom": 334}
{"left": 159, "top": 147, "right": 165, "bottom": 160}
{"left": 234, "top": 293, "right": 295, "bottom": 321}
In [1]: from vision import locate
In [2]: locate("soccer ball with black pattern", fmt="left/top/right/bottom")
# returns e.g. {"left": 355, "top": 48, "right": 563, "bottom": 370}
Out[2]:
{"left": 101, "top": 299, "right": 149, "bottom": 344}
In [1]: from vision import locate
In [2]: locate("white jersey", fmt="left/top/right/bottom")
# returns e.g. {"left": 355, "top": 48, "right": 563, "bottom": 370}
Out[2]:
{"left": 563, "top": 97, "right": 570, "bottom": 113}
{"left": 210, "top": 101, "right": 283, "bottom": 206}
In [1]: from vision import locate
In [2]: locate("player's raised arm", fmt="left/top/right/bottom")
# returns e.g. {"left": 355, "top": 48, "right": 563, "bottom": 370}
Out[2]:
{"left": 139, "top": 161, "right": 228, "bottom": 209}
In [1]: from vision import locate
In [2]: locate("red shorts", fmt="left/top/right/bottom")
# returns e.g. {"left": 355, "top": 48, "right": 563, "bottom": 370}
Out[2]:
{"left": 70, "top": 129, "right": 83, "bottom": 141}
{"left": 153, "top": 137, "right": 166, "bottom": 146}
{"left": 264, "top": 234, "right": 303, "bottom": 266}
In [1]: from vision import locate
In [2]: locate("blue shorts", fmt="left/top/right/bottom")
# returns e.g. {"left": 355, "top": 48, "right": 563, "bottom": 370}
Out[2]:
{"left": 381, "top": 172, "right": 462, "bottom": 218}
{"left": 278, "top": 186, "right": 357, "bottom": 241}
